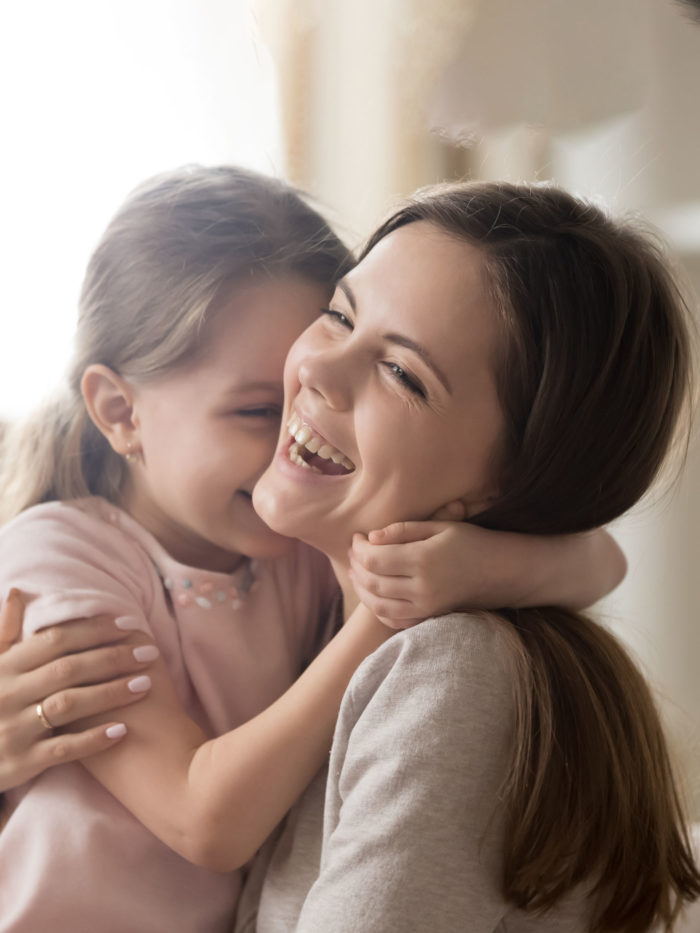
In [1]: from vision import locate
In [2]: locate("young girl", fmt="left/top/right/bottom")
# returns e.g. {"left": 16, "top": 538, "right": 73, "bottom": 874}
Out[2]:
{"left": 0, "top": 166, "right": 624, "bottom": 931}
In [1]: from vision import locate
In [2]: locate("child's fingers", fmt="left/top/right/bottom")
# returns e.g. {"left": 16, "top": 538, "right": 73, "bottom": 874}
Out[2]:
{"left": 348, "top": 555, "right": 416, "bottom": 600}
{"left": 348, "top": 569, "right": 419, "bottom": 621}
{"left": 353, "top": 582, "right": 424, "bottom": 627}
{"left": 351, "top": 535, "right": 428, "bottom": 578}
{"left": 354, "top": 589, "right": 420, "bottom": 623}
{"left": 366, "top": 522, "right": 439, "bottom": 546}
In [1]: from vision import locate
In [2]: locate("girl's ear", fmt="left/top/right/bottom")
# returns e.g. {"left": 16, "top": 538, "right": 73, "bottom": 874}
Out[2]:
{"left": 81, "top": 364, "right": 138, "bottom": 456}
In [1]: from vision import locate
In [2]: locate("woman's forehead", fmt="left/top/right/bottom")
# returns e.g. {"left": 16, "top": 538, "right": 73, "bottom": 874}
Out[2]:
{"left": 350, "top": 222, "right": 485, "bottom": 301}
{"left": 344, "top": 223, "right": 496, "bottom": 374}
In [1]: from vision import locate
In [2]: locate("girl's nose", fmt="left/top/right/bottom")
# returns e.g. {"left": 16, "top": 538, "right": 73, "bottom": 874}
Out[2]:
{"left": 297, "top": 345, "right": 353, "bottom": 411}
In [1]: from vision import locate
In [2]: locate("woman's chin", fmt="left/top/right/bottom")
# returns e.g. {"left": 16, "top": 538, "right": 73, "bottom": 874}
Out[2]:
{"left": 252, "top": 474, "right": 302, "bottom": 541}
{"left": 252, "top": 471, "right": 341, "bottom": 555}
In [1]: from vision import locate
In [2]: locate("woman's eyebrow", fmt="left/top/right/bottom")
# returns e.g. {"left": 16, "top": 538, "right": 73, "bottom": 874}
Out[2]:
{"left": 337, "top": 279, "right": 356, "bottom": 309}
{"left": 336, "top": 279, "right": 452, "bottom": 393}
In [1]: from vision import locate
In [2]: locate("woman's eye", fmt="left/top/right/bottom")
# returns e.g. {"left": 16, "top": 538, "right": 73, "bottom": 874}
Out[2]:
{"left": 382, "top": 362, "right": 426, "bottom": 398}
{"left": 321, "top": 308, "right": 353, "bottom": 330}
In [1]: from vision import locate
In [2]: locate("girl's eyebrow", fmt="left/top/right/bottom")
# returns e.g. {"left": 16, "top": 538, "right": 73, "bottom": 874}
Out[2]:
{"left": 335, "top": 280, "right": 452, "bottom": 394}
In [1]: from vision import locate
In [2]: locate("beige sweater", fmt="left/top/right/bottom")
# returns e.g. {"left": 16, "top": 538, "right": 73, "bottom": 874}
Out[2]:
{"left": 235, "top": 614, "right": 593, "bottom": 932}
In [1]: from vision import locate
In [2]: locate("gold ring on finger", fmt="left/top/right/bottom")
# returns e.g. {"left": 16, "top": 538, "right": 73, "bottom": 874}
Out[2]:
{"left": 36, "top": 701, "right": 54, "bottom": 731}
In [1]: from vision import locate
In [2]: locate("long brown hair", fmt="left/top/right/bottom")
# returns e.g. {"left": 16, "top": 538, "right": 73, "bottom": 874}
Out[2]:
{"left": 364, "top": 182, "right": 699, "bottom": 931}
{"left": 0, "top": 166, "right": 353, "bottom": 522}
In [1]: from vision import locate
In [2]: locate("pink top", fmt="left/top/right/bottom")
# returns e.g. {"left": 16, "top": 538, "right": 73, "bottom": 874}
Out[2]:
{"left": 0, "top": 497, "right": 336, "bottom": 933}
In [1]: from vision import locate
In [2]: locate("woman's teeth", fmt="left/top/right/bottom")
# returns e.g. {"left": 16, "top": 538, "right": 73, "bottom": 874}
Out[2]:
{"left": 287, "top": 415, "right": 355, "bottom": 473}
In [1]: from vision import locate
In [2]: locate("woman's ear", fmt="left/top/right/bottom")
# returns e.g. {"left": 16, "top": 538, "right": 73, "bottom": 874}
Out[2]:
{"left": 81, "top": 364, "right": 138, "bottom": 457}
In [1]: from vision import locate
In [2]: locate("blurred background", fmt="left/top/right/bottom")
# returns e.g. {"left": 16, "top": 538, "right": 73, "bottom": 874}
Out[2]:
{"left": 1, "top": 0, "right": 698, "bottom": 814}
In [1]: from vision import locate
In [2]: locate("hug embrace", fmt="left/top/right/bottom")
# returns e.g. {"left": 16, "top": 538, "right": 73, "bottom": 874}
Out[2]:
{"left": 0, "top": 166, "right": 698, "bottom": 932}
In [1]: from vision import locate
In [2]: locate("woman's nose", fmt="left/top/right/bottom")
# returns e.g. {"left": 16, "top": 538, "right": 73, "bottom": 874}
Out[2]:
{"left": 297, "top": 345, "right": 353, "bottom": 411}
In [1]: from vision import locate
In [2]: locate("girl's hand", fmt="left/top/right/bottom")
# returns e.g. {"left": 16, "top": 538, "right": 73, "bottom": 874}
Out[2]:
{"left": 349, "top": 517, "right": 626, "bottom": 627}
{"left": 0, "top": 590, "right": 157, "bottom": 793}
{"left": 348, "top": 521, "right": 483, "bottom": 627}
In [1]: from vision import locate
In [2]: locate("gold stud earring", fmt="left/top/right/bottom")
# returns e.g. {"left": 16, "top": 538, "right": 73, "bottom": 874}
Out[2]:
{"left": 125, "top": 443, "right": 138, "bottom": 465}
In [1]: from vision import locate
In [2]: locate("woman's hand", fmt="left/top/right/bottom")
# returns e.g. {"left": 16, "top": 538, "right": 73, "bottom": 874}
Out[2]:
{"left": 0, "top": 590, "right": 157, "bottom": 793}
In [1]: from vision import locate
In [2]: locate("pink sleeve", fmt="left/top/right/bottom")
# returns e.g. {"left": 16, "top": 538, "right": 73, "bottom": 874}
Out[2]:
{"left": 0, "top": 501, "right": 155, "bottom": 638}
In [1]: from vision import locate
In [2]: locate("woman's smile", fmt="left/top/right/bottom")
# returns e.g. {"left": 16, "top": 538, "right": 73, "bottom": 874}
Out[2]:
{"left": 286, "top": 413, "right": 356, "bottom": 475}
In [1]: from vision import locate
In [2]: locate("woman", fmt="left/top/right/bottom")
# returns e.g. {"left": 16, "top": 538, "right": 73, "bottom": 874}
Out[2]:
{"left": 2, "top": 180, "right": 699, "bottom": 931}
{"left": 244, "top": 181, "right": 700, "bottom": 931}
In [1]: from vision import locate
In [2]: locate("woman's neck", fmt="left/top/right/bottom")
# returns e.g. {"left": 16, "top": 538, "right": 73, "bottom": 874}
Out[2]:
{"left": 329, "top": 556, "right": 359, "bottom": 623}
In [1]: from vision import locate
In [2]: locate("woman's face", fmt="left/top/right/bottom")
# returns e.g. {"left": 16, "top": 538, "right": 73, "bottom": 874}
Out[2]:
{"left": 253, "top": 221, "right": 506, "bottom": 560}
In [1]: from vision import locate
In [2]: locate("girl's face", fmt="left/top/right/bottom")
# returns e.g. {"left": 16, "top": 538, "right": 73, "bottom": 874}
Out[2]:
{"left": 253, "top": 222, "right": 506, "bottom": 562}
{"left": 124, "top": 275, "right": 328, "bottom": 572}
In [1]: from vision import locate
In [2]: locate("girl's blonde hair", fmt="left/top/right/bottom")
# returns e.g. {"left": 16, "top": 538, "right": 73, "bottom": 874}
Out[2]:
{"left": 0, "top": 166, "right": 353, "bottom": 523}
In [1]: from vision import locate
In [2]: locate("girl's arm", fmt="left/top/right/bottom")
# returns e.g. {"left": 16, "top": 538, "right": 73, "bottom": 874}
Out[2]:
{"left": 77, "top": 604, "right": 391, "bottom": 872}
{"left": 348, "top": 521, "right": 626, "bottom": 627}
{"left": 0, "top": 505, "right": 392, "bottom": 872}
{"left": 0, "top": 584, "right": 390, "bottom": 870}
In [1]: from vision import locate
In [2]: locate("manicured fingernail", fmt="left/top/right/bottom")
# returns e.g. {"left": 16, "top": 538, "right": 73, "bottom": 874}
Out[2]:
{"left": 115, "top": 615, "right": 141, "bottom": 631}
{"left": 127, "top": 675, "right": 151, "bottom": 693}
{"left": 132, "top": 645, "right": 159, "bottom": 662}
{"left": 106, "top": 723, "right": 127, "bottom": 739}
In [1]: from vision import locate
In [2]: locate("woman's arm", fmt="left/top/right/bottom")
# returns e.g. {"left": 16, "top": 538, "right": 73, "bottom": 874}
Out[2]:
{"left": 0, "top": 591, "right": 155, "bottom": 793}
{"left": 349, "top": 522, "right": 626, "bottom": 625}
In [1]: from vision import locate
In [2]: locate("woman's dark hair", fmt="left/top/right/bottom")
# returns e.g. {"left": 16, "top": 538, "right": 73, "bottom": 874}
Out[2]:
{"left": 363, "top": 181, "right": 699, "bottom": 932}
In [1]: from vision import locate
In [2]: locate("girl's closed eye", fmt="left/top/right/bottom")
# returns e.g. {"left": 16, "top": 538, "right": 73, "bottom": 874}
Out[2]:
{"left": 233, "top": 405, "right": 282, "bottom": 420}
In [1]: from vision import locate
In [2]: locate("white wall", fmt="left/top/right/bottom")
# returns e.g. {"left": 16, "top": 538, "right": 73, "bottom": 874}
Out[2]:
{"left": 0, "top": 0, "right": 281, "bottom": 420}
